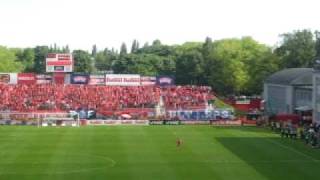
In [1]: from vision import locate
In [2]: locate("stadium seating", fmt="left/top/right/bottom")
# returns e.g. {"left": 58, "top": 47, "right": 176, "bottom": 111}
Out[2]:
{"left": 0, "top": 84, "right": 214, "bottom": 114}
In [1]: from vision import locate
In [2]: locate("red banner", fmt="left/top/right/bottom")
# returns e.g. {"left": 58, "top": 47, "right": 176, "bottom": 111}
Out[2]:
{"left": 47, "top": 61, "right": 72, "bottom": 66}
{"left": 18, "top": 73, "right": 36, "bottom": 85}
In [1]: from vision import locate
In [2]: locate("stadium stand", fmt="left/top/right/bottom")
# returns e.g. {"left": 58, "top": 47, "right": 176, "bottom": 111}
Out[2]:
{"left": 0, "top": 84, "right": 214, "bottom": 115}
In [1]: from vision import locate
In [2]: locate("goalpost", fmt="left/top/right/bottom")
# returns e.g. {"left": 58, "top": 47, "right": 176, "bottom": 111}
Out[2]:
{"left": 39, "top": 117, "right": 80, "bottom": 127}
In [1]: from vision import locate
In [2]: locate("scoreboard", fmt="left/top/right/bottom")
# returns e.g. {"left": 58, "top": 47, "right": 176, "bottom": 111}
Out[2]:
{"left": 46, "top": 53, "right": 73, "bottom": 72}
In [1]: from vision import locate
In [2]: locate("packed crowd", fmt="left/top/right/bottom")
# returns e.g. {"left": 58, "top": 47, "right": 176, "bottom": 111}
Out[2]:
{"left": 0, "top": 84, "right": 213, "bottom": 113}
{"left": 161, "top": 86, "right": 213, "bottom": 110}
{"left": 271, "top": 121, "right": 320, "bottom": 148}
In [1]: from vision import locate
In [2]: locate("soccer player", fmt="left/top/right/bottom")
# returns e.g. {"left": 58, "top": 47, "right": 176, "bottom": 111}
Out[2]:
{"left": 176, "top": 138, "right": 182, "bottom": 147}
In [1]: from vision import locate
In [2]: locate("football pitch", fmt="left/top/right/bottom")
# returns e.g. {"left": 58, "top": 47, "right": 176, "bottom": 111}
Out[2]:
{"left": 0, "top": 126, "right": 319, "bottom": 180}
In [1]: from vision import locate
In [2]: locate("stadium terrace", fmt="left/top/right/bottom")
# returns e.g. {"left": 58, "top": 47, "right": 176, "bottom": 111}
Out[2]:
{"left": 0, "top": 72, "right": 222, "bottom": 125}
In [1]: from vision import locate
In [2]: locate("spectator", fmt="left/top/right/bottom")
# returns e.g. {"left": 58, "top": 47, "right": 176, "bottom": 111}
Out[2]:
{"left": 0, "top": 84, "right": 214, "bottom": 116}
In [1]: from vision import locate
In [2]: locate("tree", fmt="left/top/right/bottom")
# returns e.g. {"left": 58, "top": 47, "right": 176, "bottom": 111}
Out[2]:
{"left": 276, "top": 29, "right": 316, "bottom": 68}
{"left": 92, "top": 44, "right": 97, "bottom": 57}
{"left": 94, "top": 49, "right": 113, "bottom": 71}
{"left": 33, "top": 46, "right": 49, "bottom": 73}
{"left": 131, "top": 40, "right": 139, "bottom": 53}
{"left": 202, "top": 37, "right": 213, "bottom": 58}
{"left": 0, "top": 46, "right": 23, "bottom": 72}
{"left": 119, "top": 42, "right": 127, "bottom": 58}
{"left": 246, "top": 51, "right": 280, "bottom": 94}
{"left": 65, "top": 45, "right": 70, "bottom": 53}
{"left": 315, "top": 31, "right": 320, "bottom": 59}
{"left": 143, "top": 42, "right": 149, "bottom": 48}
{"left": 204, "top": 37, "right": 273, "bottom": 95}
{"left": 176, "top": 49, "right": 205, "bottom": 85}
{"left": 15, "top": 48, "right": 35, "bottom": 72}
{"left": 152, "top": 39, "right": 161, "bottom": 46}
{"left": 73, "top": 50, "right": 95, "bottom": 73}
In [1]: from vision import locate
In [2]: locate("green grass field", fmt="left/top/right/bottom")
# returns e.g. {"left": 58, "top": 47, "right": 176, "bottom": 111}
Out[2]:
{"left": 0, "top": 126, "right": 319, "bottom": 180}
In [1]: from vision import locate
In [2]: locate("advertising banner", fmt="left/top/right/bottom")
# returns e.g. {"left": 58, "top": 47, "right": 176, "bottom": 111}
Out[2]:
{"left": 210, "top": 120, "right": 242, "bottom": 126}
{"left": 141, "top": 76, "right": 156, "bottom": 86}
{"left": 156, "top": 76, "right": 175, "bottom": 86}
{"left": 71, "top": 73, "right": 90, "bottom": 84}
{"left": 86, "top": 120, "right": 149, "bottom": 125}
{"left": 36, "top": 74, "right": 52, "bottom": 84}
{"left": 87, "top": 120, "right": 120, "bottom": 125}
{"left": 46, "top": 53, "right": 73, "bottom": 73}
{"left": 105, "top": 74, "right": 141, "bottom": 86}
{"left": 89, "top": 74, "right": 105, "bottom": 85}
{"left": 241, "top": 119, "right": 257, "bottom": 126}
{"left": 18, "top": 73, "right": 36, "bottom": 85}
{"left": 149, "top": 120, "right": 164, "bottom": 125}
{"left": 168, "top": 110, "right": 214, "bottom": 120}
{"left": 164, "top": 120, "right": 181, "bottom": 125}
{"left": 0, "top": 73, "right": 17, "bottom": 84}
{"left": 213, "top": 109, "right": 234, "bottom": 119}
{"left": 180, "top": 121, "right": 210, "bottom": 125}
{"left": 64, "top": 74, "right": 71, "bottom": 84}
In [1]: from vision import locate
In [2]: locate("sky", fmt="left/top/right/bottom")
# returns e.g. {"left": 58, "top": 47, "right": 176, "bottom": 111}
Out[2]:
{"left": 1, "top": 0, "right": 320, "bottom": 51}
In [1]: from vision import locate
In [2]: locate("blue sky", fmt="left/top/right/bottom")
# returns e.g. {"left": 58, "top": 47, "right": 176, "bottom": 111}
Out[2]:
{"left": 1, "top": 0, "right": 320, "bottom": 51}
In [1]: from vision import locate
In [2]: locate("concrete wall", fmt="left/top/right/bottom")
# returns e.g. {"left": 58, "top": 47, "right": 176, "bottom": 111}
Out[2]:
{"left": 264, "top": 83, "right": 293, "bottom": 115}
{"left": 313, "top": 74, "right": 320, "bottom": 124}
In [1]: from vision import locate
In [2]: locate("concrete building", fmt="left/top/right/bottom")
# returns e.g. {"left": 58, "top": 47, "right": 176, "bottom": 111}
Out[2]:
{"left": 263, "top": 68, "right": 313, "bottom": 117}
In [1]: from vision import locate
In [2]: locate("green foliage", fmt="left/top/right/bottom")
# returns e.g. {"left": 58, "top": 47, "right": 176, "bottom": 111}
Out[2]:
{"left": 113, "top": 41, "right": 177, "bottom": 76}
{"left": 33, "top": 46, "right": 49, "bottom": 73}
{"left": 0, "top": 46, "right": 23, "bottom": 72}
{"left": 276, "top": 30, "right": 316, "bottom": 68}
{"left": 176, "top": 49, "right": 205, "bottom": 85}
{"left": 131, "top": 40, "right": 139, "bottom": 53}
{"left": 15, "top": 48, "right": 35, "bottom": 72}
{"left": 314, "top": 31, "right": 320, "bottom": 62}
{"left": 119, "top": 43, "right": 127, "bottom": 58}
{"left": 73, "top": 50, "right": 95, "bottom": 73}
{"left": 92, "top": 44, "right": 97, "bottom": 57}
{"left": 199, "top": 37, "right": 280, "bottom": 95}
{"left": 2, "top": 29, "right": 320, "bottom": 96}
{"left": 94, "top": 48, "right": 116, "bottom": 71}
{"left": 213, "top": 98, "right": 234, "bottom": 109}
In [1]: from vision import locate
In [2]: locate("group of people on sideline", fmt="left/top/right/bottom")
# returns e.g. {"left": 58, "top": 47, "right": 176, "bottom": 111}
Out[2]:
{"left": 271, "top": 121, "right": 320, "bottom": 148}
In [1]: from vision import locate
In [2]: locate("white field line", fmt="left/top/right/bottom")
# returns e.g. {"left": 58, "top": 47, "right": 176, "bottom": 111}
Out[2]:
{"left": 202, "top": 159, "right": 319, "bottom": 164}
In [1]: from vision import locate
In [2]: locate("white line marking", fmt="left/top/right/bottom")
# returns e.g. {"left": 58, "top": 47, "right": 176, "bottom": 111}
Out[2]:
{"left": 203, "top": 159, "right": 319, "bottom": 164}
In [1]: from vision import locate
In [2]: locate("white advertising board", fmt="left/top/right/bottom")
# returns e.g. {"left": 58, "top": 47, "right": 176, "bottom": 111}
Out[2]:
{"left": 0, "top": 73, "right": 18, "bottom": 84}
{"left": 105, "top": 74, "right": 141, "bottom": 86}
{"left": 86, "top": 120, "right": 149, "bottom": 125}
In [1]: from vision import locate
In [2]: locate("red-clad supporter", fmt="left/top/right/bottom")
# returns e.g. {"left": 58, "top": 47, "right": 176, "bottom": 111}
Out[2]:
{"left": 0, "top": 84, "right": 214, "bottom": 113}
